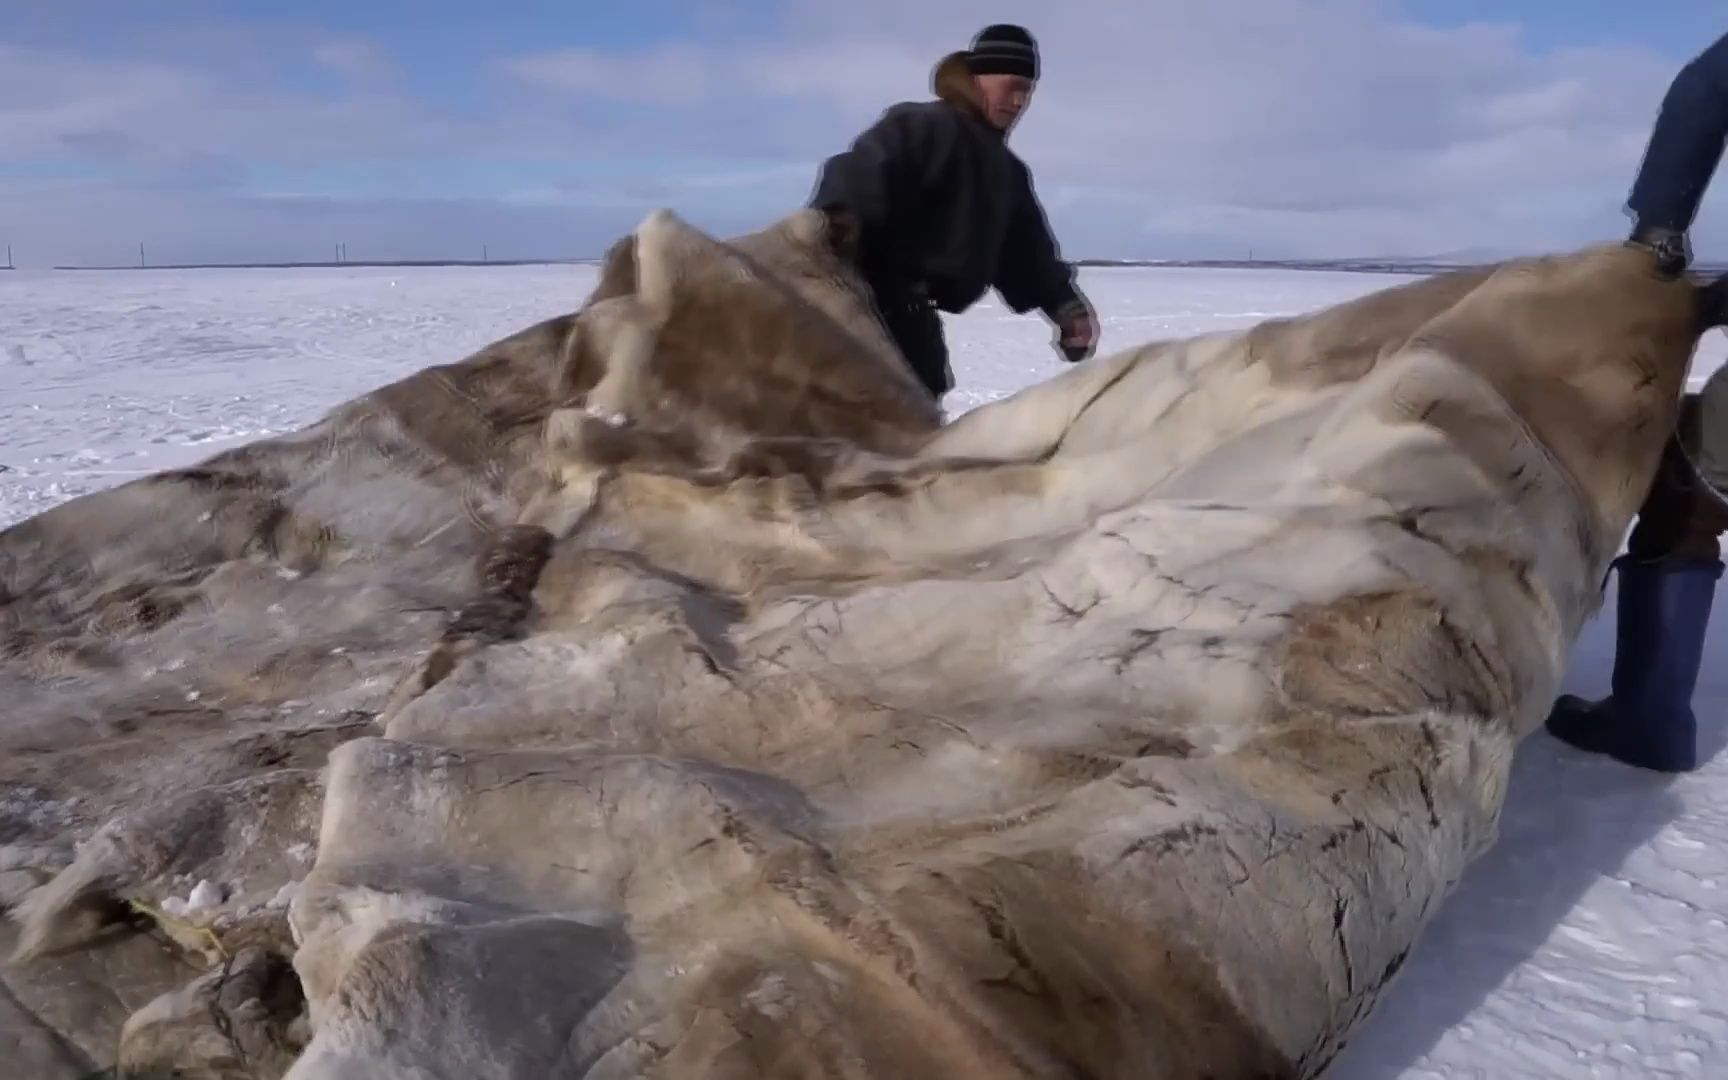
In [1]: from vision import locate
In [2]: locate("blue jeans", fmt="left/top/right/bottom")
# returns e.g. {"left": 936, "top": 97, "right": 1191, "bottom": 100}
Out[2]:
{"left": 1628, "top": 32, "right": 1728, "bottom": 237}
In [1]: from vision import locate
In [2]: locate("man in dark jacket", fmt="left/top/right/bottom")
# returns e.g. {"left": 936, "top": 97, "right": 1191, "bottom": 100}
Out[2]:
{"left": 1545, "top": 30, "right": 1728, "bottom": 772}
{"left": 808, "top": 23, "right": 1098, "bottom": 400}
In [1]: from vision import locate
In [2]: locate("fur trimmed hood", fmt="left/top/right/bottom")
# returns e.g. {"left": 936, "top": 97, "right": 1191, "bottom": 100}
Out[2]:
{"left": 931, "top": 51, "right": 988, "bottom": 122}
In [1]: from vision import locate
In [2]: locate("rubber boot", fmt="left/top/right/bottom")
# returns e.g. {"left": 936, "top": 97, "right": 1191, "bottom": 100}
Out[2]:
{"left": 1546, "top": 554, "right": 1722, "bottom": 772}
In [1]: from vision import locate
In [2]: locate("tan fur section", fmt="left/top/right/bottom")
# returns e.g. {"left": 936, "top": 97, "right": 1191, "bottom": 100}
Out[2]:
{"left": 303, "top": 226, "right": 1708, "bottom": 1077}
{"left": 1245, "top": 264, "right": 1502, "bottom": 390}
{"left": 1, "top": 205, "right": 1714, "bottom": 1080}
{"left": 556, "top": 208, "right": 935, "bottom": 450}
{"left": 1407, "top": 245, "right": 1697, "bottom": 538}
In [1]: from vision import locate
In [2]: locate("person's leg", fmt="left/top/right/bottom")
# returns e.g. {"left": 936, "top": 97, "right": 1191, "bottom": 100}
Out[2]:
{"left": 1625, "top": 32, "right": 1728, "bottom": 276}
{"left": 1693, "top": 363, "right": 1728, "bottom": 493}
{"left": 1546, "top": 389, "right": 1728, "bottom": 771}
{"left": 874, "top": 291, "right": 953, "bottom": 401}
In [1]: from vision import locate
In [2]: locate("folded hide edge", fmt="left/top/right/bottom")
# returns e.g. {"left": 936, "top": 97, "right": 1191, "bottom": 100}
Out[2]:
{"left": 0, "top": 207, "right": 1711, "bottom": 1080}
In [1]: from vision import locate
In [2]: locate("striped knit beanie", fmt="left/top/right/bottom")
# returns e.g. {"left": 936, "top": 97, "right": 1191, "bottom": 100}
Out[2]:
{"left": 966, "top": 23, "right": 1039, "bottom": 81}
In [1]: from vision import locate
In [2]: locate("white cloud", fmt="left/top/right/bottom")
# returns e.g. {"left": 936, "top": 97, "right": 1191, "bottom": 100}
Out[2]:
{"left": 3, "top": 1, "right": 1723, "bottom": 265}
{"left": 0, "top": 177, "right": 730, "bottom": 268}
{"left": 501, "top": 43, "right": 719, "bottom": 106}
{"left": 313, "top": 40, "right": 396, "bottom": 83}
{"left": 0, "top": 43, "right": 467, "bottom": 175}
{"left": 503, "top": 0, "right": 1702, "bottom": 258}
{"left": 0, "top": 45, "right": 206, "bottom": 162}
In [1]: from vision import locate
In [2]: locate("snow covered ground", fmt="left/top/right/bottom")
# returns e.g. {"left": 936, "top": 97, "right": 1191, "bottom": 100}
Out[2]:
{"left": 3, "top": 263, "right": 1725, "bottom": 1077}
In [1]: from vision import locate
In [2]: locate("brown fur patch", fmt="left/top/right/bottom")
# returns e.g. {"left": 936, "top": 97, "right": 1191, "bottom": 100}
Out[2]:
{"left": 636, "top": 219, "right": 940, "bottom": 449}
{"left": 931, "top": 51, "right": 988, "bottom": 120}
{"left": 524, "top": 208, "right": 954, "bottom": 540}
{"left": 86, "top": 581, "right": 191, "bottom": 636}
{"left": 1278, "top": 589, "right": 1510, "bottom": 724}
{"left": 866, "top": 856, "right": 1300, "bottom": 1079}
{"left": 475, "top": 524, "right": 554, "bottom": 604}
{"left": 445, "top": 524, "right": 554, "bottom": 643}
{"left": 585, "top": 233, "right": 640, "bottom": 307}
{"left": 551, "top": 318, "right": 599, "bottom": 409}
{"left": 381, "top": 525, "right": 557, "bottom": 713}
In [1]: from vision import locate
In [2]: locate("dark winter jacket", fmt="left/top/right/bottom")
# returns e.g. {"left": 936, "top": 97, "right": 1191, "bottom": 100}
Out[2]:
{"left": 809, "top": 51, "right": 1085, "bottom": 322}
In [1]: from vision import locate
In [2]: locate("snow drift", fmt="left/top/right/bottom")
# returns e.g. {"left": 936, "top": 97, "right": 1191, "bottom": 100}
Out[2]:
{"left": 0, "top": 207, "right": 1716, "bottom": 1079}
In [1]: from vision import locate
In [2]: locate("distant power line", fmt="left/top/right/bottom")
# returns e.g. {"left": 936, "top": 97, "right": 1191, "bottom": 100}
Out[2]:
{"left": 46, "top": 236, "right": 605, "bottom": 271}
{"left": 52, "top": 257, "right": 601, "bottom": 271}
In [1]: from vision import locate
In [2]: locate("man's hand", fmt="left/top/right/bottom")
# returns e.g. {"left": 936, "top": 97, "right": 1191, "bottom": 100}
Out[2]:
{"left": 1054, "top": 302, "right": 1098, "bottom": 363}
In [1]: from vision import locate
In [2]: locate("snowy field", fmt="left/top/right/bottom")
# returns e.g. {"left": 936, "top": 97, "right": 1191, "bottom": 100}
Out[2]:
{"left": 3, "top": 263, "right": 1726, "bottom": 1077}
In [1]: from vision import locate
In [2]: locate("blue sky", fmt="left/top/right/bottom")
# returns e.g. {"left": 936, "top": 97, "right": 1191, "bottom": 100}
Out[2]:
{"left": 1, "top": 1, "right": 1724, "bottom": 266}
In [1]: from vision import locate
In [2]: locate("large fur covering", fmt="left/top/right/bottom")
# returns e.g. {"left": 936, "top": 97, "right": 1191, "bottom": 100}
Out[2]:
{"left": 0, "top": 206, "right": 1712, "bottom": 1079}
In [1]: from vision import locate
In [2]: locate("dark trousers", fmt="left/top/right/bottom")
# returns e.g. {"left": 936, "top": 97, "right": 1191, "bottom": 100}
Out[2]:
{"left": 1628, "top": 393, "right": 1728, "bottom": 561}
{"left": 872, "top": 285, "right": 953, "bottom": 400}
{"left": 1628, "top": 31, "right": 1728, "bottom": 235}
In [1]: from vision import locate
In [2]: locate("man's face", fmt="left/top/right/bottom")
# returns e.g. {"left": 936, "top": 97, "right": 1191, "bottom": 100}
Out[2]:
{"left": 974, "top": 73, "right": 1035, "bottom": 131}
